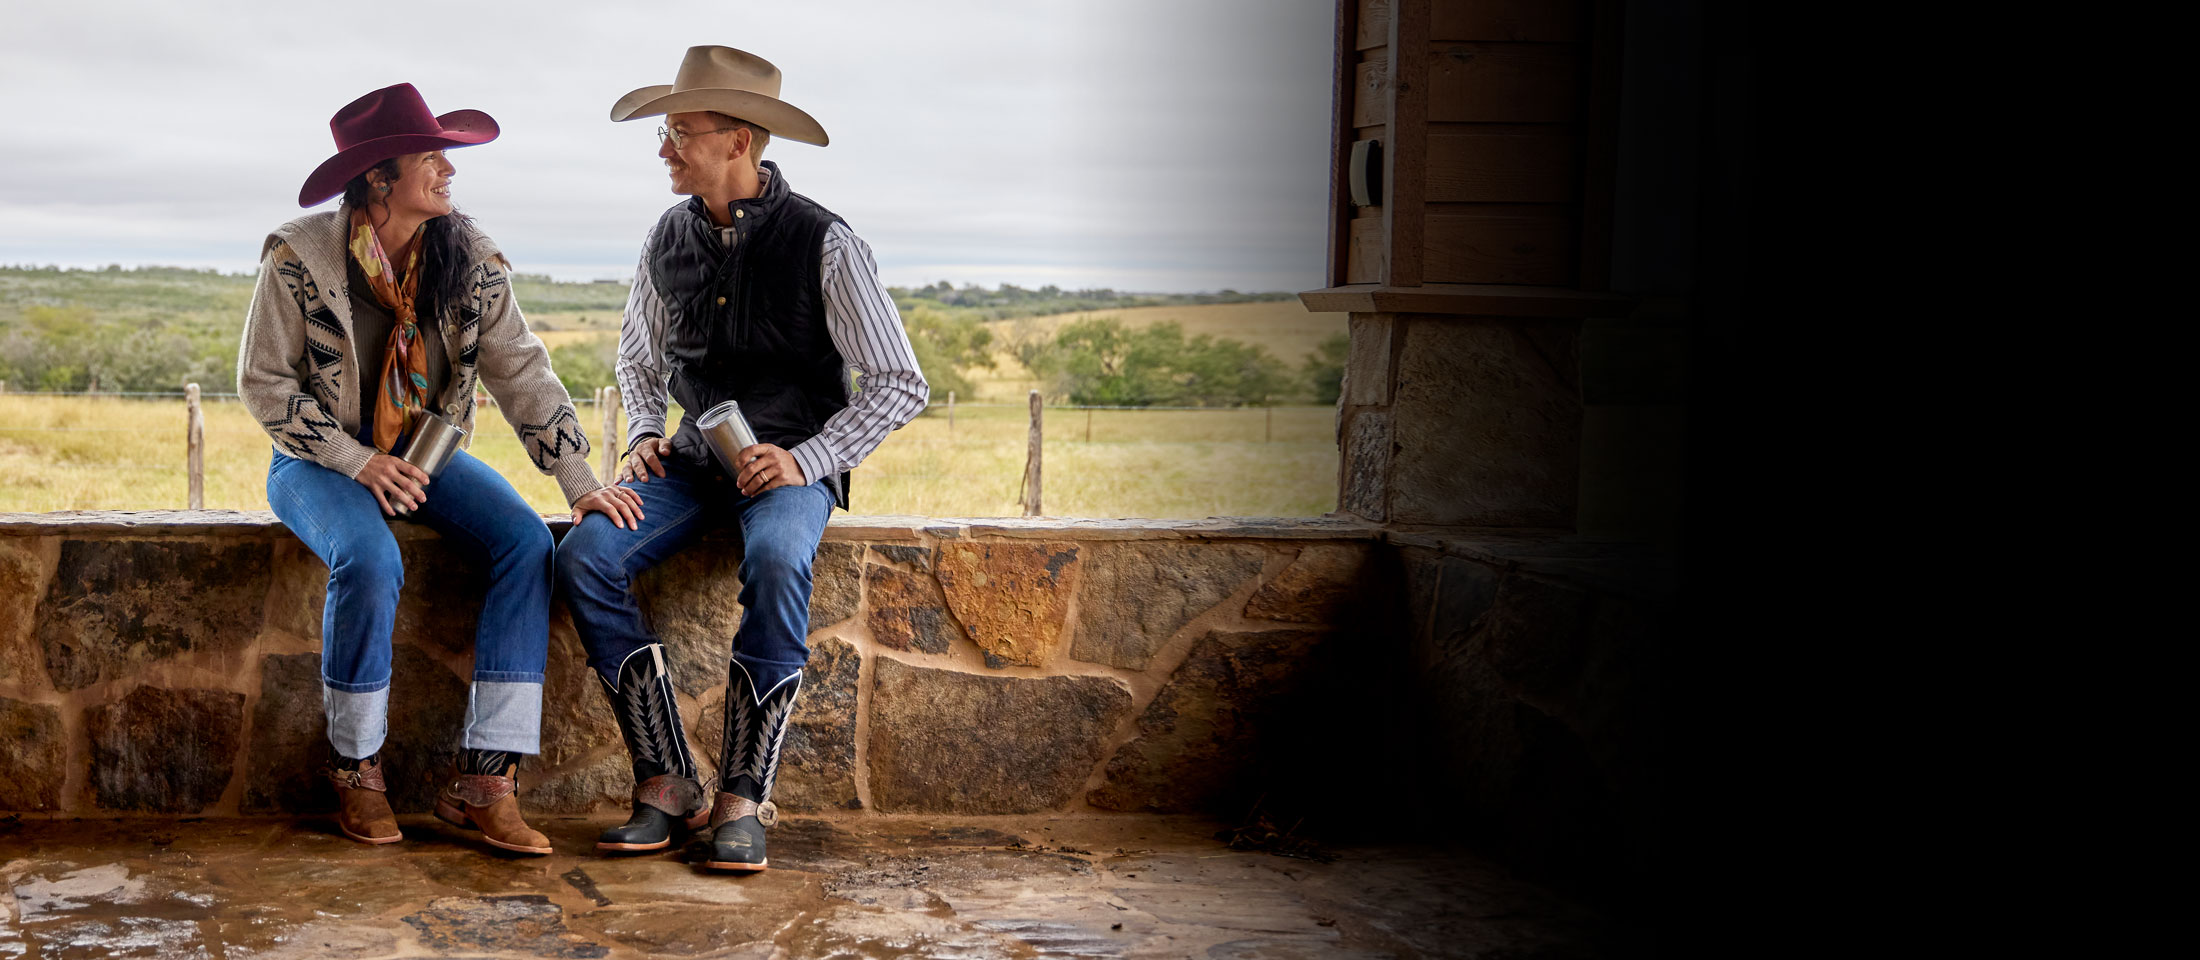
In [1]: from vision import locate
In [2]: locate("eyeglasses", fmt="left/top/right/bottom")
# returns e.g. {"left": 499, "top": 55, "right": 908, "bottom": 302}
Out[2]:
{"left": 657, "top": 124, "right": 738, "bottom": 149}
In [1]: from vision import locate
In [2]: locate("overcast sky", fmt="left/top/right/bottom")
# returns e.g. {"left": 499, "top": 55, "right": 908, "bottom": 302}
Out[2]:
{"left": 0, "top": 0, "right": 1335, "bottom": 293}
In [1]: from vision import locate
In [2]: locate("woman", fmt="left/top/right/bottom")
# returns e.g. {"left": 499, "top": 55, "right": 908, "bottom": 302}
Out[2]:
{"left": 237, "top": 83, "right": 643, "bottom": 853}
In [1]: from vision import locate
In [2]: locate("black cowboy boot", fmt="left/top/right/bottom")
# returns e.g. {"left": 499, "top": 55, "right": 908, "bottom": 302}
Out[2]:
{"left": 595, "top": 644, "right": 709, "bottom": 853}
{"left": 707, "top": 662, "right": 801, "bottom": 872}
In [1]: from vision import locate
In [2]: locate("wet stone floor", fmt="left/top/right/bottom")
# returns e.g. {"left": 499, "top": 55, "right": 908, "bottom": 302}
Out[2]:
{"left": 2, "top": 814, "right": 1612, "bottom": 959}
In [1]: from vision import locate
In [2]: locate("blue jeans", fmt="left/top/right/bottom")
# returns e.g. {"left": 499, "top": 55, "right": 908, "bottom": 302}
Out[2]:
{"left": 266, "top": 446, "right": 552, "bottom": 758}
{"left": 554, "top": 457, "right": 835, "bottom": 696}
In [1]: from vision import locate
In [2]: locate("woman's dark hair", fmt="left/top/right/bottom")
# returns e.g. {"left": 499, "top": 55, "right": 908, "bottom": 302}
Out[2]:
{"left": 341, "top": 157, "right": 476, "bottom": 322}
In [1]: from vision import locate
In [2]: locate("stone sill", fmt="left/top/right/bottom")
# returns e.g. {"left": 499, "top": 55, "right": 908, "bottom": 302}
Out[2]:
{"left": 1298, "top": 283, "right": 1637, "bottom": 318}
{"left": 0, "top": 510, "right": 1382, "bottom": 542}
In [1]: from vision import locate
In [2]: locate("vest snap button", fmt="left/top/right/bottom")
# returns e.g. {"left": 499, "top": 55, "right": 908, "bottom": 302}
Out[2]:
{"left": 717, "top": 296, "right": 728, "bottom": 306}
{"left": 735, "top": 209, "right": 745, "bottom": 219}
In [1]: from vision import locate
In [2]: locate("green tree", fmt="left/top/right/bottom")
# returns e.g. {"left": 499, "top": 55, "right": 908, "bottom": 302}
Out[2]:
{"left": 1019, "top": 318, "right": 1288, "bottom": 407}
{"left": 903, "top": 306, "right": 995, "bottom": 401}
{"left": 549, "top": 336, "right": 618, "bottom": 399}
{"left": 1303, "top": 332, "right": 1348, "bottom": 405}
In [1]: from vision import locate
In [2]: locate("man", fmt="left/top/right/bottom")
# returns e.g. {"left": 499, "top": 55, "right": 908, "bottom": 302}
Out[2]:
{"left": 554, "top": 45, "right": 927, "bottom": 872}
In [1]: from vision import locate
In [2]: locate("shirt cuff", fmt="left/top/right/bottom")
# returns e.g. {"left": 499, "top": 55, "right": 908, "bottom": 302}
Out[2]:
{"left": 789, "top": 437, "right": 838, "bottom": 488}
{"left": 625, "top": 416, "right": 666, "bottom": 451}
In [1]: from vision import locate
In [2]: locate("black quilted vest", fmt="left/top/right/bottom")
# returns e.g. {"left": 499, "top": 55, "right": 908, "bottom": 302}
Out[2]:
{"left": 646, "top": 161, "right": 850, "bottom": 507}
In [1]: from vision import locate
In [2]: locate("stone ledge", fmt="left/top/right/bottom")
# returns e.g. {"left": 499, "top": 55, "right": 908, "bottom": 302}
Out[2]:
{"left": 0, "top": 510, "right": 1385, "bottom": 543}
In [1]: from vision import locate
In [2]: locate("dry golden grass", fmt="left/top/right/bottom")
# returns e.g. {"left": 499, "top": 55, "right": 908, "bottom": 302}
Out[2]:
{"left": 0, "top": 395, "right": 1338, "bottom": 518}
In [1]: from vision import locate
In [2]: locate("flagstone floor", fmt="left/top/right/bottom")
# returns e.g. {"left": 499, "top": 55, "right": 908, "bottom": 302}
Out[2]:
{"left": 2, "top": 814, "right": 1622, "bottom": 959}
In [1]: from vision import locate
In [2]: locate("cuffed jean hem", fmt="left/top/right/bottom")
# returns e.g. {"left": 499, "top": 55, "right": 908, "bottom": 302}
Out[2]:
{"left": 322, "top": 674, "right": 392, "bottom": 694}
{"left": 324, "top": 685, "right": 390, "bottom": 760}
{"left": 462, "top": 680, "right": 544, "bottom": 754}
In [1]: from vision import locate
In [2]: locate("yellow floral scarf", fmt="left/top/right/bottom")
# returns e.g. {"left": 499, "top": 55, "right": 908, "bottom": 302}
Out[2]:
{"left": 348, "top": 209, "right": 430, "bottom": 453}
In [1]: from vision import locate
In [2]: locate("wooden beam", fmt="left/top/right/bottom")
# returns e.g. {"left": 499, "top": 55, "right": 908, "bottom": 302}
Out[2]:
{"left": 1384, "top": 0, "right": 1429, "bottom": 286}
{"left": 1427, "top": 43, "right": 1584, "bottom": 123}
{"left": 1327, "top": 0, "right": 1358, "bottom": 288}
{"left": 1423, "top": 210, "right": 1577, "bottom": 285}
{"left": 1427, "top": 132, "right": 1580, "bottom": 202}
{"left": 1297, "top": 283, "right": 1636, "bottom": 318}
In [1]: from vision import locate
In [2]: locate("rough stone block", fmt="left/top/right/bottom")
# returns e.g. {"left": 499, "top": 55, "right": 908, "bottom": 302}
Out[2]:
{"left": 401, "top": 895, "right": 609, "bottom": 958}
{"left": 86, "top": 685, "right": 245, "bottom": 813}
{"left": 868, "top": 657, "right": 1132, "bottom": 814}
{"left": 1243, "top": 544, "right": 1372, "bottom": 624}
{"left": 865, "top": 563, "right": 960, "bottom": 655}
{"left": 378, "top": 643, "right": 469, "bottom": 813}
{"left": 810, "top": 540, "right": 864, "bottom": 630}
{"left": 871, "top": 543, "right": 934, "bottom": 570}
{"left": 695, "top": 637, "right": 862, "bottom": 811}
{"left": 636, "top": 545, "right": 745, "bottom": 697}
{"left": 1345, "top": 313, "right": 1393, "bottom": 406}
{"left": 537, "top": 619, "right": 620, "bottom": 775}
{"left": 1390, "top": 319, "right": 1580, "bottom": 526}
{"left": 0, "top": 696, "right": 66, "bottom": 810}
{"left": 523, "top": 749, "right": 629, "bottom": 815}
{"left": 934, "top": 541, "right": 1080, "bottom": 669}
{"left": 1088, "top": 629, "right": 1329, "bottom": 813}
{"left": 243, "top": 652, "right": 331, "bottom": 814}
{"left": 1340, "top": 410, "right": 1391, "bottom": 520}
{"left": 261, "top": 538, "right": 330, "bottom": 643}
{"left": 1071, "top": 542, "right": 1267, "bottom": 670}
{"left": 0, "top": 538, "right": 49, "bottom": 687}
{"left": 36, "top": 539, "right": 271, "bottom": 691}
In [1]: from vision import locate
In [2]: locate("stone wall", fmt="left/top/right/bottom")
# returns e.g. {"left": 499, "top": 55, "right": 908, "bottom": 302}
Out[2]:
{"left": 0, "top": 512, "right": 1387, "bottom": 821}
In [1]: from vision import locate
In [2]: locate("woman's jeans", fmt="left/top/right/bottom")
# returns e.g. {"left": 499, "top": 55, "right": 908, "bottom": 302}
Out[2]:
{"left": 266, "top": 446, "right": 551, "bottom": 760}
{"left": 554, "top": 457, "right": 835, "bottom": 698}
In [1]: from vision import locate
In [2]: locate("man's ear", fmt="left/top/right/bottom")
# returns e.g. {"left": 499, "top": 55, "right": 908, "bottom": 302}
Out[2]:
{"left": 731, "top": 126, "right": 753, "bottom": 162}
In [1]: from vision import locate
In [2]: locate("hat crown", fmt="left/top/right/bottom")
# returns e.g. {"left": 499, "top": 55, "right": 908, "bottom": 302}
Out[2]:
{"left": 671, "top": 46, "right": 783, "bottom": 100}
{"left": 329, "top": 84, "right": 442, "bottom": 152}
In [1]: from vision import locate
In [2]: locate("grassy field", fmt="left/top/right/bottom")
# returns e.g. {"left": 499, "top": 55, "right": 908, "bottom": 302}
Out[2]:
{"left": 0, "top": 394, "right": 1339, "bottom": 518}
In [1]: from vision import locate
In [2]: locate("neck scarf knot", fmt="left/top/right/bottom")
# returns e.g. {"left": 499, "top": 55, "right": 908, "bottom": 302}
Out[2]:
{"left": 348, "top": 208, "right": 430, "bottom": 453}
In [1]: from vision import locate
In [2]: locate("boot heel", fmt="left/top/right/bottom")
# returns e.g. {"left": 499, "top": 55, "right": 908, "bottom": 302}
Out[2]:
{"left": 433, "top": 798, "right": 475, "bottom": 831}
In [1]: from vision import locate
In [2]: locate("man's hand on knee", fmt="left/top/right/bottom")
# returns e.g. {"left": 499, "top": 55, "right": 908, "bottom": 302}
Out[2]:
{"left": 735, "top": 444, "right": 806, "bottom": 497}
{"left": 622, "top": 436, "right": 672, "bottom": 484}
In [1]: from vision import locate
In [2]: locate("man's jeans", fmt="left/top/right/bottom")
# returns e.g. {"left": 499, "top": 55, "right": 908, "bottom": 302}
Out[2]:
{"left": 266, "top": 447, "right": 552, "bottom": 760}
{"left": 554, "top": 457, "right": 835, "bottom": 698}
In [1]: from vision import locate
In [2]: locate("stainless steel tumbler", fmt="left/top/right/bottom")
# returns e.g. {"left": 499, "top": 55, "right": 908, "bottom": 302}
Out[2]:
{"left": 696, "top": 400, "right": 760, "bottom": 478}
{"left": 392, "top": 412, "right": 465, "bottom": 518}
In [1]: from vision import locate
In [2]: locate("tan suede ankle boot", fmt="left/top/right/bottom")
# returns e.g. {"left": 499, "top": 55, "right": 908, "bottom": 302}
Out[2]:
{"left": 327, "top": 755, "right": 401, "bottom": 844}
{"left": 434, "top": 762, "right": 551, "bottom": 855}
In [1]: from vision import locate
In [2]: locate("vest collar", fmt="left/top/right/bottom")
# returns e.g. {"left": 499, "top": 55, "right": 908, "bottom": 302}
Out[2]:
{"left": 688, "top": 159, "right": 791, "bottom": 229}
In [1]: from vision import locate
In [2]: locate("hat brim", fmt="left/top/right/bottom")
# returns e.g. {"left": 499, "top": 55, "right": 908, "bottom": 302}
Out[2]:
{"left": 296, "top": 109, "right": 500, "bottom": 208}
{"left": 608, "top": 85, "right": 829, "bottom": 147}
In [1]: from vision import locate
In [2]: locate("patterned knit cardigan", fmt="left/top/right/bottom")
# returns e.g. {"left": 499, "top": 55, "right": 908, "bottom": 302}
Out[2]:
{"left": 236, "top": 209, "right": 603, "bottom": 505}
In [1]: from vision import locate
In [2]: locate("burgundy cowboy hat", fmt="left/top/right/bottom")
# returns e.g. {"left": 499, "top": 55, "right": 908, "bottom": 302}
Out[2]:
{"left": 297, "top": 83, "right": 499, "bottom": 208}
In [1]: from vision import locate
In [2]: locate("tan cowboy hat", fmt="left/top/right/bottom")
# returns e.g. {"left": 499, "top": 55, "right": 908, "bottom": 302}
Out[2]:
{"left": 609, "top": 46, "right": 829, "bottom": 146}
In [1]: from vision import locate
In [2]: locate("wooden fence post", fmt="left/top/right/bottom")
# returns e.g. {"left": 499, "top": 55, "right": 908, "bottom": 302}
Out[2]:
{"left": 599, "top": 385, "right": 620, "bottom": 484}
{"left": 1086, "top": 408, "right": 1093, "bottom": 442}
{"left": 1265, "top": 406, "right": 1273, "bottom": 442}
{"left": 947, "top": 390, "right": 955, "bottom": 431}
{"left": 185, "top": 383, "right": 204, "bottom": 509}
{"left": 1020, "top": 390, "right": 1042, "bottom": 516}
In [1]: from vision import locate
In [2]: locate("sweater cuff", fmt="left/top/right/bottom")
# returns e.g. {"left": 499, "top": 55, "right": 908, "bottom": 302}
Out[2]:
{"left": 552, "top": 455, "right": 605, "bottom": 507}
{"left": 789, "top": 438, "right": 837, "bottom": 489}
{"left": 324, "top": 440, "right": 379, "bottom": 480}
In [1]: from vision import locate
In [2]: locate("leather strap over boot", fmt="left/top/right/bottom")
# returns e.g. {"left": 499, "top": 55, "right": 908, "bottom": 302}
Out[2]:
{"left": 596, "top": 644, "right": 709, "bottom": 854}
{"left": 325, "top": 754, "right": 401, "bottom": 845}
{"left": 706, "top": 661, "right": 802, "bottom": 873}
{"left": 434, "top": 755, "right": 551, "bottom": 855}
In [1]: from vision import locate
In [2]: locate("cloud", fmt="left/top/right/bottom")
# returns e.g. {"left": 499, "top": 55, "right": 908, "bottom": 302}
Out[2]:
{"left": 0, "top": 0, "right": 1334, "bottom": 292}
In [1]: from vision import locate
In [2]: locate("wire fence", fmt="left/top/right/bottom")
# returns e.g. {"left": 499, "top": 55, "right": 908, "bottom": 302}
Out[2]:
{"left": 0, "top": 385, "right": 1338, "bottom": 515}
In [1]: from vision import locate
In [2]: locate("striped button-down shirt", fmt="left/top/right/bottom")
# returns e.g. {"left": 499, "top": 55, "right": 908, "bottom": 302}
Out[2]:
{"left": 616, "top": 190, "right": 928, "bottom": 490}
